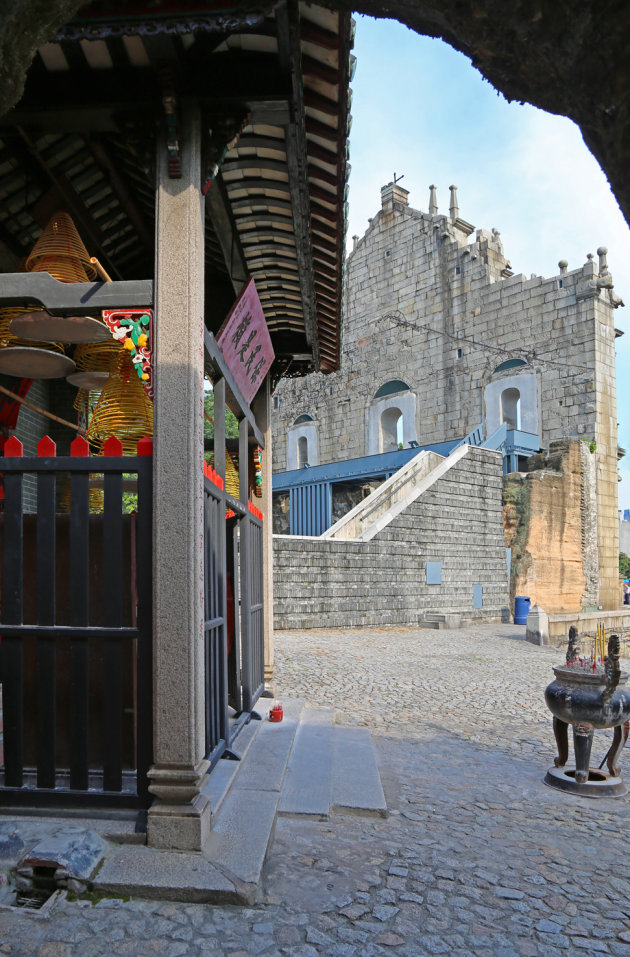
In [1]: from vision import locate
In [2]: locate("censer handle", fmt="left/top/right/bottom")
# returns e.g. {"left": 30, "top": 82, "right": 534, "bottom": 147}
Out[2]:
{"left": 603, "top": 634, "right": 621, "bottom": 700}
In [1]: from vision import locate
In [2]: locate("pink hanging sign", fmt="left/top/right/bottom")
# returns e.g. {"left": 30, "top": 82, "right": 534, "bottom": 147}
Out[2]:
{"left": 216, "top": 278, "right": 274, "bottom": 405}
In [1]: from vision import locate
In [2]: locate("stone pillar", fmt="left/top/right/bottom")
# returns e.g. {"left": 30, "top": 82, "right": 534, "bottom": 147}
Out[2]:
{"left": 253, "top": 376, "right": 274, "bottom": 683}
{"left": 594, "top": 292, "right": 620, "bottom": 610}
{"left": 449, "top": 184, "right": 459, "bottom": 221}
{"left": 526, "top": 605, "right": 549, "bottom": 646}
{"left": 147, "top": 103, "right": 211, "bottom": 851}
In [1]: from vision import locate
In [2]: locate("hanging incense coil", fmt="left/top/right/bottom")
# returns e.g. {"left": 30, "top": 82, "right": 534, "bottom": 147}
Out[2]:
{"left": 14, "top": 212, "right": 110, "bottom": 344}
{"left": 25, "top": 211, "right": 98, "bottom": 283}
{"left": 0, "top": 305, "right": 74, "bottom": 378}
{"left": 87, "top": 352, "right": 153, "bottom": 455}
{"left": 68, "top": 337, "right": 123, "bottom": 392}
{"left": 57, "top": 480, "right": 104, "bottom": 514}
{"left": 206, "top": 449, "right": 240, "bottom": 498}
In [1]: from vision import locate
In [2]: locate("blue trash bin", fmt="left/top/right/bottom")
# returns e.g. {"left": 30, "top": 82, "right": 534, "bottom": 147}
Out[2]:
{"left": 514, "top": 595, "right": 531, "bottom": 625}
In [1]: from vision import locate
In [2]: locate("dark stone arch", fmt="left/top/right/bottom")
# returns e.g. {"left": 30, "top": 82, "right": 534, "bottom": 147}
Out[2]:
{"left": 2, "top": 0, "right": 630, "bottom": 225}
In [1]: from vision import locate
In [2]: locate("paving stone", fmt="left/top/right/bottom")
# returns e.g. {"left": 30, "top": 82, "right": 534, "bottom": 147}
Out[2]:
{"left": 2, "top": 625, "right": 630, "bottom": 957}
{"left": 495, "top": 887, "right": 525, "bottom": 900}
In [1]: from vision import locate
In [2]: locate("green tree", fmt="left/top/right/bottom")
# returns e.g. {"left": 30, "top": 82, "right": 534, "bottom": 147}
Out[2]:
{"left": 620, "top": 552, "right": 630, "bottom": 579}
{"left": 204, "top": 390, "right": 239, "bottom": 441}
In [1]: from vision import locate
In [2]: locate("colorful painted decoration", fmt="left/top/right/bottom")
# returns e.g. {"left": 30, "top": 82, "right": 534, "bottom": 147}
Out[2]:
{"left": 253, "top": 446, "right": 263, "bottom": 497}
{"left": 101, "top": 308, "right": 153, "bottom": 398}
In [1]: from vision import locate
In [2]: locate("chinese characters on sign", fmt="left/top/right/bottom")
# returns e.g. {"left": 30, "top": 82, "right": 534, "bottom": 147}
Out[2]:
{"left": 216, "top": 278, "right": 275, "bottom": 404}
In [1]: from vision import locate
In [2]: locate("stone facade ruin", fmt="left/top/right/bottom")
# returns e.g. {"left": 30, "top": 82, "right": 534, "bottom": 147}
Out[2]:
{"left": 504, "top": 440, "right": 600, "bottom": 615}
{"left": 273, "top": 182, "right": 623, "bottom": 611}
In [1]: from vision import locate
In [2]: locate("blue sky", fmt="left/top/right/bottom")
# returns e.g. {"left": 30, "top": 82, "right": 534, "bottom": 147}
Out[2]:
{"left": 346, "top": 17, "right": 630, "bottom": 510}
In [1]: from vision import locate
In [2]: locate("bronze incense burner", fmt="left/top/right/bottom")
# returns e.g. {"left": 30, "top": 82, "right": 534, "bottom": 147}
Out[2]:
{"left": 544, "top": 627, "right": 630, "bottom": 797}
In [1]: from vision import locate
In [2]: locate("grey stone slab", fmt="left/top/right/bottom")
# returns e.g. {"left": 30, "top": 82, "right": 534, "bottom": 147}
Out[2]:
{"left": 94, "top": 844, "right": 239, "bottom": 903}
{"left": 202, "top": 788, "right": 278, "bottom": 889}
{"left": 233, "top": 698, "right": 304, "bottom": 793}
{"left": 19, "top": 827, "right": 106, "bottom": 880}
{"left": 204, "top": 715, "right": 263, "bottom": 818}
{"left": 331, "top": 727, "right": 387, "bottom": 817}
{"left": 278, "top": 707, "right": 333, "bottom": 817}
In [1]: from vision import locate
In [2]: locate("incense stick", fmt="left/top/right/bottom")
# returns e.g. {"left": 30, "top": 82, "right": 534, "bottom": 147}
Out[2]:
{"left": 0, "top": 383, "right": 84, "bottom": 434}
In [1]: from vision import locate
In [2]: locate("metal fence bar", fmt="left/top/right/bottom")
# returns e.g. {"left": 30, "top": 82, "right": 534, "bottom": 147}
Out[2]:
{"left": 239, "top": 418, "right": 254, "bottom": 711}
{"left": 228, "top": 517, "right": 242, "bottom": 713}
{"left": 203, "top": 471, "right": 229, "bottom": 763}
{"left": 0, "top": 450, "right": 153, "bottom": 809}
{"left": 69, "top": 460, "right": 90, "bottom": 792}
{"left": 248, "top": 516, "right": 265, "bottom": 706}
{"left": 36, "top": 464, "right": 56, "bottom": 789}
{"left": 216, "top": 491, "right": 229, "bottom": 749}
{"left": 2, "top": 466, "right": 24, "bottom": 788}
{"left": 135, "top": 452, "right": 154, "bottom": 807}
{"left": 102, "top": 466, "right": 123, "bottom": 793}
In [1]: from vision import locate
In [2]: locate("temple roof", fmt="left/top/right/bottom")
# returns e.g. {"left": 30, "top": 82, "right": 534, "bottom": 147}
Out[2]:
{"left": 0, "top": 1, "right": 353, "bottom": 377}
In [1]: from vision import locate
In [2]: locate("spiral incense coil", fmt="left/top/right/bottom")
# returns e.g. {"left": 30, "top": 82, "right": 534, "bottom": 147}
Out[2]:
{"left": 206, "top": 449, "right": 240, "bottom": 498}
{"left": 58, "top": 481, "right": 104, "bottom": 514}
{"left": 87, "top": 352, "right": 153, "bottom": 455}
{"left": 25, "top": 211, "right": 98, "bottom": 283}
{"left": 68, "top": 337, "right": 123, "bottom": 393}
{"left": 74, "top": 339, "right": 122, "bottom": 373}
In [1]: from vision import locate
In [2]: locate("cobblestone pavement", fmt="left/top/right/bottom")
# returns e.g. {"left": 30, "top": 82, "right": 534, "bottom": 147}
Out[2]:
{"left": 2, "top": 624, "right": 630, "bottom": 956}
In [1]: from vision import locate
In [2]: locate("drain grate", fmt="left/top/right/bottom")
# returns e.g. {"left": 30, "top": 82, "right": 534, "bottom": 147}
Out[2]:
{"left": 13, "top": 889, "right": 54, "bottom": 910}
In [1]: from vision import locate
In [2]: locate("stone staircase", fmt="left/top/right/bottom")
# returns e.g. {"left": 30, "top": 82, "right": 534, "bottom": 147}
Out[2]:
{"left": 91, "top": 698, "right": 386, "bottom": 903}
{"left": 321, "top": 443, "right": 470, "bottom": 542}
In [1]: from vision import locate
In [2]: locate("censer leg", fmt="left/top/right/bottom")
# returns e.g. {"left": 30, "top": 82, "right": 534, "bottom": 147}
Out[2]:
{"left": 606, "top": 720, "right": 630, "bottom": 778}
{"left": 553, "top": 716, "right": 569, "bottom": 768}
{"left": 573, "top": 722, "right": 594, "bottom": 783}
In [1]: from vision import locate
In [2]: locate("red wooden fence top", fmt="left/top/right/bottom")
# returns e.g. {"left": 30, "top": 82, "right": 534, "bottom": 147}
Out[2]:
{"left": 203, "top": 460, "right": 224, "bottom": 490}
{"left": 104, "top": 436, "right": 123, "bottom": 456}
{"left": 71, "top": 435, "right": 89, "bottom": 457}
{"left": 37, "top": 435, "right": 56, "bottom": 456}
{"left": 248, "top": 502, "right": 263, "bottom": 521}
{"left": 4, "top": 436, "right": 23, "bottom": 457}
{"left": 136, "top": 436, "right": 153, "bottom": 457}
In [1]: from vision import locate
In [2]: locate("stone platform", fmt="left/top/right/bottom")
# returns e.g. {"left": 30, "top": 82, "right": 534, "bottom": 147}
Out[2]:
{"left": 0, "top": 697, "right": 385, "bottom": 907}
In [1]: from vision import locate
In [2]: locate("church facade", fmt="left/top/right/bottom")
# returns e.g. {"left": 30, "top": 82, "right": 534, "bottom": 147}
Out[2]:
{"left": 273, "top": 182, "right": 623, "bottom": 611}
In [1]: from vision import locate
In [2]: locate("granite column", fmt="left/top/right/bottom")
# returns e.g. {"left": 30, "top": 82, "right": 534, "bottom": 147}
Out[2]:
{"left": 147, "top": 104, "right": 210, "bottom": 850}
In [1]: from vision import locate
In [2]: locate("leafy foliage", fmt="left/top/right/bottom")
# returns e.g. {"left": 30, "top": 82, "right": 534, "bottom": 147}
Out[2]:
{"left": 620, "top": 552, "right": 630, "bottom": 579}
{"left": 204, "top": 390, "right": 239, "bottom": 441}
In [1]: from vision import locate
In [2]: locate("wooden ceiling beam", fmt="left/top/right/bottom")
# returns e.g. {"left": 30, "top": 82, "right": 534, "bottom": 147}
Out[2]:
{"left": 205, "top": 173, "right": 250, "bottom": 294}
{"left": 276, "top": 0, "right": 319, "bottom": 366}
{"left": 300, "top": 19, "right": 339, "bottom": 51}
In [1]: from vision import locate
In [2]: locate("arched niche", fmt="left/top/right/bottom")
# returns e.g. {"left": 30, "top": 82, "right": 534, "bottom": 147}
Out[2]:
{"left": 501, "top": 387, "right": 521, "bottom": 430}
{"left": 484, "top": 365, "right": 538, "bottom": 437}
{"left": 368, "top": 380, "right": 417, "bottom": 455}
{"left": 287, "top": 414, "right": 318, "bottom": 469}
{"left": 380, "top": 406, "right": 403, "bottom": 452}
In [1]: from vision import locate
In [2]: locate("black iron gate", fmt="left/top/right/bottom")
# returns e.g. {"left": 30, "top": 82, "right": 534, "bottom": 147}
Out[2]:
{"left": 0, "top": 434, "right": 153, "bottom": 808}
{"left": 203, "top": 331, "right": 266, "bottom": 766}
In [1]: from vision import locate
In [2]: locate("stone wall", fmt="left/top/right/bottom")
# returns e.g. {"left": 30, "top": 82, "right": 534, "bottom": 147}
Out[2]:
{"left": 9, "top": 377, "right": 82, "bottom": 511}
{"left": 537, "top": 610, "right": 630, "bottom": 658}
{"left": 272, "top": 184, "right": 621, "bottom": 608}
{"left": 503, "top": 440, "right": 600, "bottom": 615}
{"left": 274, "top": 446, "right": 509, "bottom": 629}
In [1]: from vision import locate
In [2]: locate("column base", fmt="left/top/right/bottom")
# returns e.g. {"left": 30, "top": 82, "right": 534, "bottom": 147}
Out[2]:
{"left": 147, "top": 759, "right": 212, "bottom": 851}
